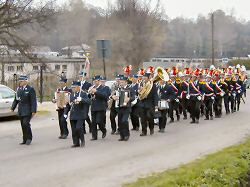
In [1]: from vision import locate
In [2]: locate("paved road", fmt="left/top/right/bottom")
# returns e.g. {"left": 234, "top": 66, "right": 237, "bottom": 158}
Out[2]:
{"left": 0, "top": 95, "right": 250, "bottom": 187}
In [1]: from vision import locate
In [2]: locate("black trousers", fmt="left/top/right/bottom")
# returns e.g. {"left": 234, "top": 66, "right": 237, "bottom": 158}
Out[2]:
{"left": 83, "top": 115, "right": 92, "bottom": 133}
{"left": 57, "top": 109, "right": 69, "bottom": 136}
{"left": 140, "top": 108, "right": 154, "bottom": 134}
{"left": 214, "top": 96, "right": 222, "bottom": 117}
{"left": 188, "top": 97, "right": 201, "bottom": 122}
{"left": 169, "top": 100, "right": 180, "bottom": 120}
{"left": 236, "top": 93, "right": 241, "bottom": 111}
{"left": 20, "top": 115, "right": 32, "bottom": 142}
{"left": 223, "top": 94, "right": 230, "bottom": 113}
{"left": 118, "top": 108, "right": 130, "bottom": 138}
{"left": 159, "top": 109, "right": 167, "bottom": 130}
{"left": 110, "top": 107, "right": 118, "bottom": 132}
{"left": 70, "top": 120, "right": 85, "bottom": 146}
{"left": 229, "top": 94, "right": 236, "bottom": 112}
{"left": 91, "top": 111, "right": 107, "bottom": 139}
{"left": 130, "top": 106, "right": 140, "bottom": 130}
{"left": 204, "top": 98, "right": 213, "bottom": 119}
{"left": 181, "top": 98, "right": 188, "bottom": 118}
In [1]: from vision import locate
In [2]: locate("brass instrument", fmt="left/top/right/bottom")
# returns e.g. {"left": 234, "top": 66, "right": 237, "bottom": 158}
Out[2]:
{"left": 55, "top": 91, "right": 70, "bottom": 109}
{"left": 88, "top": 85, "right": 96, "bottom": 99}
{"left": 138, "top": 67, "right": 169, "bottom": 100}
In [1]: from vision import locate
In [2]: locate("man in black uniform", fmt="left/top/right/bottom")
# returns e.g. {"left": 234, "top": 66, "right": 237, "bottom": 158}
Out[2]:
{"left": 64, "top": 81, "right": 91, "bottom": 148}
{"left": 130, "top": 75, "right": 140, "bottom": 131}
{"left": 90, "top": 75, "right": 109, "bottom": 140}
{"left": 79, "top": 71, "right": 92, "bottom": 133}
{"left": 11, "top": 75, "right": 37, "bottom": 145}
{"left": 53, "top": 77, "right": 71, "bottom": 139}
{"left": 138, "top": 73, "right": 158, "bottom": 136}
{"left": 112, "top": 76, "right": 135, "bottom": 141}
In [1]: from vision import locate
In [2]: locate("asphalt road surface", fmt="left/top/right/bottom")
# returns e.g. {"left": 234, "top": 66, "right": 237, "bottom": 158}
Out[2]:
{"left": 0, "top": 95, "right": 250, "bottom": 187}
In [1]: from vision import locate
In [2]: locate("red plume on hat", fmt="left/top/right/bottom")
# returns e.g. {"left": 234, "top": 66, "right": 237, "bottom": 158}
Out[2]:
{"left": 147, "top": 66, "right": 155, "bottom": 74}
{"left": 137, "top": 68, "right": 145, "bottom": 76}
{"left": 172, "top": 67, "right": 178, "bottom": 76}
{"left": 123, "top": 65, "right": 132, "bottom": 76}
{"left": 165, "top": 68, "right": 169, "bottom": 73}
{"left": 209, "top": 70, "right": 214, "bottom": 77}
{"left": 184, "top": 68, "right": 190, "bottom": 75}
{"left": 194, "top": 68, "right": 200, "bottom": 76}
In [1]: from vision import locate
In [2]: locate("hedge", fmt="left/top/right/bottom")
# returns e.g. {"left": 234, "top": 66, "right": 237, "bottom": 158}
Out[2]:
{"left": 125, "top": 138, "right": 250, "bottom": 187}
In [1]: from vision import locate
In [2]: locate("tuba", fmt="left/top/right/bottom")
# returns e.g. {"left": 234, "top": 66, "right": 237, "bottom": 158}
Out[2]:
{"left": 138, "top": 67, "right": 169, "bottom": 100}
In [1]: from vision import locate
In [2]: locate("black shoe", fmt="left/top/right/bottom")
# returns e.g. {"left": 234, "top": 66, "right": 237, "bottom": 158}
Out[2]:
{"left": 111, "top": 130, "right": 116, "bottom": 135}
{"left": 190, "top": 121, "right": 195, "bottom": 124}
{"left": 25, "top": 139, "right": 32, "bottom": 145}
{"left": 150, "top": 129, "right": 154, "bottom": 135}
{"left": 124, "top": 136, "right": 129, "bottom": 141}
{"left": 183, "top": 116, "right": 187, "bottom": 120}
{"left": 102, "top": 131, "right": 107, "bottom": 139}
{"left": 169, "top": 119, "right": 174, "bottom": 123}
{"left": 71, "top": 144, "right": 80, "bottom": 148}
{"left": 177, "top": 116, "right": 180, "bottom": 121}
{"left": 58, "top": 136, "right": 63, "bottom": 139}
{"left": 140, "top": 133, "right": 147, "bottom": 136}
{"left": 118, "top": 138, "right": 124, "bottom": 141}
{"left": 90, "top": 138, "right": 97, "bottom": 141}
{"left": 204, "top": 118, "right": 209, "bottom": 120}
{"left": 19, "top": 141, "right": 26, "bottom": 145}
{"left": 61, "top": 135, "right": 67, "bottom": 139}
{"left": 80, "top": 141, "right": 85, "bottom": 147}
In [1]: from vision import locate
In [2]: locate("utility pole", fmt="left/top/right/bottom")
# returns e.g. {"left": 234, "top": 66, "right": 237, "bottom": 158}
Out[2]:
{"left": 40, "top": 63, "right": 44, "bottom": 103}
{"left": 211, "top": 12, "right": 215, "bottom": 65}
{"left": 1, "top": 62, "right": 4, "bottom": 85}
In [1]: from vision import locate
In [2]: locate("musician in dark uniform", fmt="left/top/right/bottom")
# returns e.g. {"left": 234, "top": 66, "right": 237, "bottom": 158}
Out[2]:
{"left": 52, "top": 77, "right": 71, "bottom": 139}
{"left": 109, "top": 74, "right": 123, "bottom": 134}
{"left": 138, "top": 73, "right": 158, "bottom": 136}
{"left": 90, "top": 75, "right": 109, "bottom": 140}
{"left": 79, "top": 71, "right": 92, "bottom": 134}
{"left": 230, "top": 75, "right": 241, "bottom": 112}
{"left": 180, "top": 69, "right": 191, "bottom": 120}
{"left": 100, "top": 76, "right": 111, "bottom": 128}
{"left": 130, "top": 75, "right": 140, "bottom": 131}
{"left": 168, "top": 78, "right": 180, "bottom": 122}
{"left": 112, "top": 76, "right": 135, "bottom": 141}
{"left": 223, "top": 73, "right": 231, "bottom": 114}
{"left": 11, "top": 75, "right": 37, "bottom": 145}
{"left": 64, "top": 81, "right": 91, "bottom": 148}
{"left": 187, "top": 73, "right": 202, "bottom": 124}
{"left": 200, "top": 74, "right": 215, "bottom": 120}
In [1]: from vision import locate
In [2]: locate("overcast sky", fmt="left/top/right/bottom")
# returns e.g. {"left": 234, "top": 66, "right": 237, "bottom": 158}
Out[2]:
{"left": 57, "top": 0, "right": 250, "bottom": 21}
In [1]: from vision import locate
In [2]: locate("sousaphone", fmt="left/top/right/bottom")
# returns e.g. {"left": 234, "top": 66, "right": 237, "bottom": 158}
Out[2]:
{"left": 138, "top": 67, "right": 169, "bottom": 100}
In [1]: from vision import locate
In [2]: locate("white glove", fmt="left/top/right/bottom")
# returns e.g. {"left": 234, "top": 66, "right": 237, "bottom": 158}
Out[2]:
{"left": 220, "top": 92, "right": 225, "bottom": 97}
{"left": 76, "top": 97, "right": 82, "bottom": 102}
{"left": 197, "top": 96, "right": 202, "bottom": 101}
{"left": 238, "top": 90, "right": 241, "bottom": 94}
{"left": 211, "top": 96, "right": 214, "bottom": 100}
{"left": 175, "top": 98, "right": 179, "bottom": 103}
{"left": 186, "top": 95, "right": 190, "bottom": 99}
{"left": 63, "top": 115, "right": 68, "bottom": 119}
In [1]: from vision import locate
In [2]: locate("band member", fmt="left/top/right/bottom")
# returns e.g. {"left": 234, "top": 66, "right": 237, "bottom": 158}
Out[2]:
{"left": 79, "top": 71, "right": 92, "bottom": 134}
{"left": 223, "top": 73, "right": 231, "bottom": 114}
{"left": 180, "top": 68, "right": 190, "bottom": 120}
{"left": 157, "top": 79, "right": 172, "bottom": 132}
{"left": 201, "top": 74, "right": 215, "bottom": 120}
{"left": 169, "top": 76, "right": 180, "bottom": 122}
{"left": 100, "top": 76, "right": 111, "bottom": 128}
{"left": 130, "top": 75, "right": 140, "bottom": 131}
{"left": 109, "top": 74, "right": 123, "bottom": 134}
{"left": 211, "top": 73, "right": 224, "bottom": 118}
{"left": 138, "top": 72, "right": 158, "bottom": 136}
{"left": 64, "top": 81, "right": 91, "bottom": 148}
{"left": 53, "top": 77, "right": 71, "bottom": 139}
{"left": 230, "top": 74, "right": 242, "bottom": 112}
{"left": 89, "top": 75, "right": 109, "bottom": 140}
{"left": 11, "top": 75, "right": 37, "bottom": 145}
{"left": 187, "top": 72, "right": 202, "bottom": 124}
{"left": 112, "top": 76, "right": 135, "bottom": 141}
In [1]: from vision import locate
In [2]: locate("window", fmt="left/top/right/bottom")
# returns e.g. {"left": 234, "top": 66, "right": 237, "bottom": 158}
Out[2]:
{"left": 17, "top": 66, "right": 23, "bottom": 71}
{"left": 7, "top": 66, "right": 14, "bottom": 72}
{"left": 171, "top": 59, "right": 175, "bottom": 62}
{"left": 62, "top": 65, "right": 67, "bottom": 70}
{"left": 0, "top": 87, "right": 15, "bottom": 99}
{"left": 163, "top": 60, "right": 169, "bottom": 62}
{"left": 55, "top": 65, "right": 60, "bottom": 70}
{"left": 33, "top": 66, "right": 39, "bottom": 71}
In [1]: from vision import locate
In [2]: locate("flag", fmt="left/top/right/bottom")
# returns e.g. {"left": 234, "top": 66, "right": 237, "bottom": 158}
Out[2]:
{"left": 83, "top": 57, "right": 91, "bottom": 78}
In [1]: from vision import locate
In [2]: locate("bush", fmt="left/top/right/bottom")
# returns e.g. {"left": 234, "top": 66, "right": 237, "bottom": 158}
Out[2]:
{"left": 125, "top": 138, "right": 250, "bottom": 187}
{"left": 230, "top": 60, "right": 250, "bottom": 70}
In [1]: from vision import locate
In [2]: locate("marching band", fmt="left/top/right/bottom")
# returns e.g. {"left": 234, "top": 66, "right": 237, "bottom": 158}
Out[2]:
{"left": 12, "top": 64, "right": 248, "bottom": 148}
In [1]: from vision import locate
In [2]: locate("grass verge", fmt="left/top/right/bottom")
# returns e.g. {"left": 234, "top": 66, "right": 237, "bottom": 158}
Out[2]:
{"left": 125, "top": 138, "right": 250, "bottom": 187}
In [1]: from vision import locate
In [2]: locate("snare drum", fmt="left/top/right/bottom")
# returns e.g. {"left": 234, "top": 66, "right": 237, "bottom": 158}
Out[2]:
{"left": 158, "top": 100, "right": 169, "bottom": 110}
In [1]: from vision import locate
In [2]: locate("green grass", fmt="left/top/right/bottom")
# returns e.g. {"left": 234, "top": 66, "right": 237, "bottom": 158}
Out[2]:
{"left": 125, "top": 138, "right": 250, "bottom": 187}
